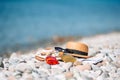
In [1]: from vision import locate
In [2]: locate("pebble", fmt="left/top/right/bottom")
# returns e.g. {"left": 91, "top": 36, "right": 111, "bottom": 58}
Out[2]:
{"left": 15, "top": 63, "right": 32, "bottom": 72}
{"left": 75, "top": 64, "right": 91, "bottom": 71}
{"left": 8, "top": 76, "right": 16, "bottom": 80}
{"left": 73, "top": 61, "right": 82, "bottom": 66}
{"left": 51, "top": 68, "right": 63, "bottom": 75}
{"left": 54, "top": 74, "right": 66, "bottom": 80}
{"left": 63, "top": 62, "right": 73, "bottom": 71}
{"left": 42, "top": 63, "right": 51, "bottom": 69}
{"left": 8, "top": 65, "right": 15, "bottom": 72}
{"left": 64, "top": 71, "right": 73, "bottom": 79}
{"left": 0, "top": 33, "right": 120, "bottom": 80}
{"left": 0, "top": 57, "right": 4, "bottom": 68}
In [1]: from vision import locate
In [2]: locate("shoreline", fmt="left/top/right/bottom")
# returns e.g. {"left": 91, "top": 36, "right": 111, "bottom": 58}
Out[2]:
{"left": 0, "top": 35, "right": 81, "bottom": 57}
{"left": 1, "top": 32, "right": 119, "bottom": 57}
{"left": 0, "top": 32, "right": 120, "bottom": 80}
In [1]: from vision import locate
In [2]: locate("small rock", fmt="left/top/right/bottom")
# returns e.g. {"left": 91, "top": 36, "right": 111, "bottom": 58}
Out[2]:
{"left": 38, "top": 67, "right": 50, "bottom": 75}
{"left": 35, "top": 62, "right": 41, "bottom": 68}
{"left": 0, "top": 72, "right": 7, "bottom": 80}
{"left": 73, "top": 61, "right": 82, "bottom": 66}
{"left": 75, "top": 64, "right": 91, "bottom": 71}
{"left": 8, "top": 65, "right": 15, "bottom": 72}
{"left": 54, "top": 74, "right": 66, "bottom": 80}
{"left": 51, "top": 68, "right": 64, "bottom": 75}
{"left": 32, "top": 71, "right": 40, "bottom": 79}
{"left": 0, "top": 57, "right": 4, "bottom": 68}
{"left": 89, "top": 70, "right": 103, "bottom": 78}
{"left": 22, "top": 73, "right": 33, "bottom": 80}
{"left": 64, "top": 71, "right": 73, "bottom": 79}
{"left": 63, "top": 62, "right": 73, "bottom": 71}
{"left": 7, "top": 76, "right": 16, "bottom": 80}
{"left": 115, "top": 61, "right": 120, "bottom": 68}
{"left": 14, "top": 71, "right": 23, "bottom": 79}
{"left": 72, "top": 68, "right": 83, "bottom": 80}
{"left": 9, "top": 53, "right": 20, "bottom": 65}
{"left": 15, "top": 63, "right": 32, "bottom": 73}
{"left": 27, "top": 61, "right": 35, "bottom": 69}
{"left": 42, "top": 62, "right": 51, "bottom": 69}
{"left": 40, "top": 72, "right": 48, "bottom": 78}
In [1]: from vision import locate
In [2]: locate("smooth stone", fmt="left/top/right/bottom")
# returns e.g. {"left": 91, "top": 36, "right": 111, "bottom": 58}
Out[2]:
{"left": 72, "top": 68, "right": 83, "bottom": 80}
{"left": 89, "top": 70, "right": 103, "bottom": 78}
{"left": 81, "top": 76, "right": 93, "bottom": 80}
{"left": 96, "top": 76, "right": 105, "bottom": 80}
{"left": 51, "top": 68, "right": 64, "bottom": 75}
{"left": 115, "top": 61, "right": 120, "bottom": 68}
{"left": 94, "top": 70, "right": 103, "bottom": 77}
{"left": 51, "top": 65, "right": 65, "bottom": 72}
{"left": 9, "top": 58, "right": 19, "bottom": 65}
{"left": 51, "top": 65, "right": 60, "bottom": 69}
{"left": 75, "top": 64, "right": 91, "bottom": 71}
{"left": 3, "top": 58, "right": 9, "bottom": 70}
{"left": 32, "top": 72, "right": 40, "bottom": 79}
{"left": 63, "top": 62, "right": 73, "bottom": 71}
{"left": 0, "top": 57, "right": 4, "bottom": 68}
{"left": 39, "top": 77, "right": 47, "bottom": 80}
{"left": 47, "top": 76, "right": 56, "bottom": 80}
{"left": 54, "top": 74, "right": 66, "bottom": 80}
{"left": 40, "top": 72, "right": 48, "bottom": 78}
{"left": 35, "top": 62, "right": 41, "bottom": 68}
{"left": 42, "top": 63, "right": 51, "bottom": 69}
{"left": 9, "top": 53, "right": 20, "bottom": 65}
{"left": 27, "top": 61, "right": 36, "bottom": 69}
{"left": 15, "top": 63, "right": 32, "bottom": 72}
{"left": 14, "top": 71, "right": 23, "bottom": 79}
{"left": 73, "top": 61, "right": 82, "bottom": 66}
{"left": 108, "top": 53, "right": 117, "bottom": 62}
{"left": 8, "top": 65, "right": 15, "bottom": 72}
{"left": 77, "top": 70, "right": 93, "bottom": 80}
{"left": 117, "top": 68, "right": 120, "bottom": 74}
{"left": 38, "top": 67, "right": 50, "bottom": 75}
{"left": 1, "top": 70, "right": 12, "bottom": 79}
{"left": 9, "top": 53, "right": 19, "bottom": 59}
{"left": 100, "top": 71, "right": 109, "bottom": 78}
{"left": 104, "top": 55, "right": 112, "bottom": 63}
{"left": 67, "top": 78, "right": 76, "bottom": 80}
{"left": 89, "top": 49, "right": 101, "bottom": 56}
{"left": 64, "top": 71, "right": 73, "bottom": 79}
{"left": 22, "top": 73, "right": 33, "bottom": 80}
{"left": 0, "top": 72, "right": 7, "bottom": 80}
{"left": 7, "top": 76, "right": 16, "bottom": 80}
{"left": 94, "top": 53, "right": 105, "bottom": 59}
{"left": 109, "top": 72, "right": 119, "bottom": 78}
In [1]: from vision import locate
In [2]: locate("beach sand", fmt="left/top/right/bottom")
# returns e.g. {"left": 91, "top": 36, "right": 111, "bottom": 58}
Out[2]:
{"left": 0, "top": 32, "right": 120, "bottom": 80}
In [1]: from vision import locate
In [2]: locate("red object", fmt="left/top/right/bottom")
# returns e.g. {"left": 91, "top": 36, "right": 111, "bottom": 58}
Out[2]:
{"left": 46, "top": 56, "right": 59, "bottom": 65}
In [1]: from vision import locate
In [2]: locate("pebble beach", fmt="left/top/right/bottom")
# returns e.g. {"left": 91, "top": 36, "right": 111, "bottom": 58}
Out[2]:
{"left": 0, "top": 32, "right": 120, "bottom": 80}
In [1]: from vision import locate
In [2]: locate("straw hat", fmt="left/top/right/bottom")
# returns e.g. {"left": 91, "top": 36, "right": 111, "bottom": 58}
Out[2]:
{"left": 66, "top": 41, "right": 90, "bottom": 58}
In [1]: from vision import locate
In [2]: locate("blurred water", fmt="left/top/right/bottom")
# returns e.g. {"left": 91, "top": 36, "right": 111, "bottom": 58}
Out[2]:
{"left": 0, "top": 0, "right": 120, "bottom": 53}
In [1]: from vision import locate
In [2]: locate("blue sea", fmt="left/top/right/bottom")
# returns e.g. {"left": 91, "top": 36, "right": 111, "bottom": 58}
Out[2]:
{"left": 0, "top": 0, "right": 120, "bottom": 53}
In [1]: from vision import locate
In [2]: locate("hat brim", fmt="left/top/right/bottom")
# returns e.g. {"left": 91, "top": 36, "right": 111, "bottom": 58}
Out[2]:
{"left": 69, "top": 54, "right": 90, "bottom": 58}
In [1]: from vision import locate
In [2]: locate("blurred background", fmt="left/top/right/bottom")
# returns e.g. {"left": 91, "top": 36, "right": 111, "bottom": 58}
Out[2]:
{"left": 0, "top": 0, "right": 120, "bottom": 54}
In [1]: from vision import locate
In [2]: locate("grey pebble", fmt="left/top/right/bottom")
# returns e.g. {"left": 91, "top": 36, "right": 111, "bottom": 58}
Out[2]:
{"left": 0, "top": 57, "right": 4, "bottom": 68}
